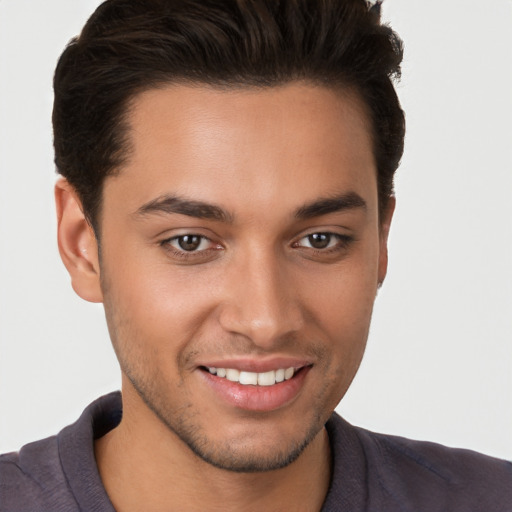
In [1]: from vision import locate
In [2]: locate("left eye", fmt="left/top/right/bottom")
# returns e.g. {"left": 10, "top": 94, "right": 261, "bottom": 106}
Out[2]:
{"left": 167, "top": 235, "right": 212, "bottom": 252}
{"left": 296, "top": 233, "right": 342, "bottom": 250}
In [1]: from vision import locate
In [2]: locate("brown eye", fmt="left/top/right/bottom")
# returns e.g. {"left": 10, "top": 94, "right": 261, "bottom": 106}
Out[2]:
{"left": 162, "top": 233, "right": 223, "bottom": 263}
{"left": 165, "top": 234, "right": 212, "bottom": 253}
{"left": 294, "top": 232, "right": 352, "bottom": 253}
{"left": 177, "top": 235, "right": 202, "bottom": 251}
{"left": 307, "top": 233, "right": 332, "bottom": 249}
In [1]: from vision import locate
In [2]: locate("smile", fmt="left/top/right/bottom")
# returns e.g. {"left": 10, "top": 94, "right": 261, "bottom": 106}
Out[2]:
{"left": 206, "top": 367, "right": 296, "bottom": 386}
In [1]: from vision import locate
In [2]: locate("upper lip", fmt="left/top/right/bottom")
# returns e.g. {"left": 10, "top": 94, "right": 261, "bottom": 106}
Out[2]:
{"left": 197, "top": 357, "right": 313, "bottom": 373}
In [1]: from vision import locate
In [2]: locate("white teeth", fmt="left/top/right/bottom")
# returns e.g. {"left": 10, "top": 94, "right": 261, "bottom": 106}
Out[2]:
{"left": 207, "top": 366, "right": 297, "bottom": 386}
{"left": 257, "top": 370, "right": 276, "bottom": 386}
{"left": 225, "top": 368, "right": 240, "bottom": 382}
{"left": 239, "top": 371, "right": 258, "bottom": 385}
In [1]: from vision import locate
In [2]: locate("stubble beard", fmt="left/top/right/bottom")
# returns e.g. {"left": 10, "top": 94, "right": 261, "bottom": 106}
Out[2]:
{"left": 100, "top": 270, "right": 332, "bottom": 474}
{"left": 123, "top": 364, "right": 325, "bottom": 473}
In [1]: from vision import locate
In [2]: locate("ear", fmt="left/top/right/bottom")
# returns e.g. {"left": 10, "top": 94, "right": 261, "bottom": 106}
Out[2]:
{"left": 377, "top": 196, "right": 395, "bottom": 287}
{"left": 55, "top": 178, "right": 103, "bottom": 303}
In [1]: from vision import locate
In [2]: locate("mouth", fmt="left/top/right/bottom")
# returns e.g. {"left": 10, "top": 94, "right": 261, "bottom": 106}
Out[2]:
{"left": 202, "top": 366, "right": 299, "bottom": 386}
{"left": 197, "top": 357, "right": 312, "bottom": 411}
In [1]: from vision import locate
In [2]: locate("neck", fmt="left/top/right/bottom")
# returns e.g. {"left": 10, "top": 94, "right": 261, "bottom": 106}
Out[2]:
{"left": 95, "top": 388, "right": 332, "bottom": 512}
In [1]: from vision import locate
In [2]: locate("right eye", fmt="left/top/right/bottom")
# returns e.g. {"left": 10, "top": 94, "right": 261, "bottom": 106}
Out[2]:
{"left": 297, "top": 233, "right": 339, "bottom": 250}
{"left": 166, "top": 234, "right": 212, "bottom": 252}
{"left": 160, "top": 233, "right": 224, "bottom": 264}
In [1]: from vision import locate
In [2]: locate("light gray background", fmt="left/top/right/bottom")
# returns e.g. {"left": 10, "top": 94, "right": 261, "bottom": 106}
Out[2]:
{"left": 1, "top": 1, "right": 511, "bottom": 459}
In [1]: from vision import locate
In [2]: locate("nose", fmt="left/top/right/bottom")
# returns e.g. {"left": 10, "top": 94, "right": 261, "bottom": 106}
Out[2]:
{"left": 218, "top": 249, "right": 304, "bottom": 349}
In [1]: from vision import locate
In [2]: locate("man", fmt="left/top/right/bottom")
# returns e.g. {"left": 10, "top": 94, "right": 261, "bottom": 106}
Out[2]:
{"left": 0, "top": 1, "right": 510, "bottom": 510}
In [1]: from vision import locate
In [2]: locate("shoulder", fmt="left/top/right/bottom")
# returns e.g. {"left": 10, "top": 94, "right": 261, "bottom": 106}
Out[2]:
{"left": 0, "top": 435, "right": 78, "bottom": 511}
{"left": 0, "top": 392, "right": 121, "bottom": 512}
{"left": 327, "top": 413, "right": 512, "bottom": 511}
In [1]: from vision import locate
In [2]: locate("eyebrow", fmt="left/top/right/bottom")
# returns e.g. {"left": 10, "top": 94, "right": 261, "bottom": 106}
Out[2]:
{"left": 294, "top": 192, "right": 367, "bottom": 220}
{"left": 135, "top": 195, "right": 233, "bottom": 223}
{"left": 134, "top": 191, "right": 366, "bottom": 223}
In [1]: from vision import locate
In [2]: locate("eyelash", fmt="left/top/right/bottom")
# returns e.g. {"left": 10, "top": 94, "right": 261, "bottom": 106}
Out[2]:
{"left": 160, "top": 234, "right": 220, "bottom": 261}
{"left": 160, "top": 231, "right": 354, "bottom": 262}
{"left": 294, "top": 232, "right": 352, "bottom": 251}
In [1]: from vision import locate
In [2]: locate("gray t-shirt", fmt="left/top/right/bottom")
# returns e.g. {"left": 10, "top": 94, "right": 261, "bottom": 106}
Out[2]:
{"left": 1, "top": 392, "right": 511, "bottom": 511}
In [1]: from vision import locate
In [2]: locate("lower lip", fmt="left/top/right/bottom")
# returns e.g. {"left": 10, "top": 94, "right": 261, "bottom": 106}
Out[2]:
{"left": 200, "top": 367, "right": 311, "bottom": 412}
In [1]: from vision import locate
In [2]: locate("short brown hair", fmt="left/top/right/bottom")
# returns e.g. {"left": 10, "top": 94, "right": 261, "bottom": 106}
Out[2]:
{"left": 53, "top": 0, "right": 404, "bottom": 230}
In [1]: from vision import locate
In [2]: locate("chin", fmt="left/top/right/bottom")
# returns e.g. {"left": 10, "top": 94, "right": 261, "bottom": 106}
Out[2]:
{"left": 179, "top": 423, "right": 323, "bottom": 473}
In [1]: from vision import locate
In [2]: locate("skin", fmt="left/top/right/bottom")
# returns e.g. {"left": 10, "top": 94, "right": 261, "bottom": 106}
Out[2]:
{"left": 56, "top": 83, "right": 394, "bottom": 511}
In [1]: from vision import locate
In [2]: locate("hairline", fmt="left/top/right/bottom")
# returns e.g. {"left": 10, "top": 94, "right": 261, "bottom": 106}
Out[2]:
{"left": 83, "top": 78, "right": 387, "bottom": 238}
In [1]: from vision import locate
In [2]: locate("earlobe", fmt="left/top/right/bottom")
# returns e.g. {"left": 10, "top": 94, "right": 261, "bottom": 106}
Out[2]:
{"left": 55, "top": 178, "right": 103, "bottom": 303}
{"left": 377, "top": 196, "right": 395, "bottom": 287}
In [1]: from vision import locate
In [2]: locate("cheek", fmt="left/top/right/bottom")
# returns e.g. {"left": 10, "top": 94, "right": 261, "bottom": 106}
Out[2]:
{"left": 101, "top": 252, "right": 222, "bottom": 362}
{"left": 298, "top": 246, "right": 379, "bottom": 381}
{"left": 302, "top": 253, "right": 379, "bottom": 334}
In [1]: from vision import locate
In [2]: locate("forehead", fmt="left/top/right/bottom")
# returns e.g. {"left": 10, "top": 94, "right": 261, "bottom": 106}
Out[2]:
{"left": 106, "top": 82, "right": 377, "bottom": 218}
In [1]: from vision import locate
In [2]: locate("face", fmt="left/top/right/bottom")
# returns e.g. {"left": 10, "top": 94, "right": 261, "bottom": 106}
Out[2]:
{"left": 93, "top": 83, "right": 391, "bottom": 471}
